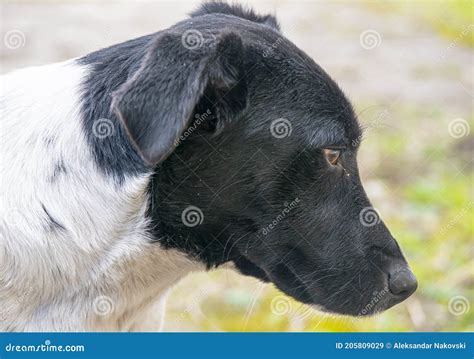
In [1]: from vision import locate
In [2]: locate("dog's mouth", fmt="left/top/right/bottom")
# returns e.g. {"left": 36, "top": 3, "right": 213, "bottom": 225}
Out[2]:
{"left": 232, "top": 252, "right": 412, "bottom": 317}
{"left": 264, "top": 261, "right": 315, "bottom": 304}
{"left": 233, "top": 254, "right": 315, "bottom": 304}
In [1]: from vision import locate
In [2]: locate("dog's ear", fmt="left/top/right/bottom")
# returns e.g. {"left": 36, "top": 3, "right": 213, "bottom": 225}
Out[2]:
{"left": 112, "top": 31, "right": 248, "bottom": 166}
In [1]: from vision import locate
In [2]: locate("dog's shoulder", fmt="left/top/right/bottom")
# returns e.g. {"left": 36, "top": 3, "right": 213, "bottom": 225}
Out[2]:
{"left": 0, "top": 60, "right": 202, "bottom": 331}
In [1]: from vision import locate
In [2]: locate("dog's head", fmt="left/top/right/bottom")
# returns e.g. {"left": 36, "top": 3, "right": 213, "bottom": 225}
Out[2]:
{"left": 112, "top": 2, "right": 417, "bottom": 316}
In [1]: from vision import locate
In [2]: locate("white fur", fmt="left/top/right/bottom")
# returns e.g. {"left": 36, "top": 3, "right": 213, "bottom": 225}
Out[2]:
{"left": 0, "top": 61, "right": 203, "bottom": 331}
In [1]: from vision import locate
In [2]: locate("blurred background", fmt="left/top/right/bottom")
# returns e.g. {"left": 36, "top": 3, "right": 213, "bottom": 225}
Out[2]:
{"left": 1, "top": 0, "right": 472, "bottom": 332}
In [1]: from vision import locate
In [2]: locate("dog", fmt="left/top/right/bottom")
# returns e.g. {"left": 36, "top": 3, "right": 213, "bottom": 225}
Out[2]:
{"left": 0, "top": 1, "right": 417, "bottom": 331}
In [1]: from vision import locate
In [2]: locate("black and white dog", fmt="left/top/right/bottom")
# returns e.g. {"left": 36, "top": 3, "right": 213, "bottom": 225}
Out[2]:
{"left": 0, "top": 2, "right": 417, "bottom": 331}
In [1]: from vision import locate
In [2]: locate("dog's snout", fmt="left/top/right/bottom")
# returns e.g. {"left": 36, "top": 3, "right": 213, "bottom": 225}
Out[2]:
{"left": 370, "top": 240, "right": 417, "bottom": 299}
{"left": 388, "top": 268, "right": 417, "bottom": 298}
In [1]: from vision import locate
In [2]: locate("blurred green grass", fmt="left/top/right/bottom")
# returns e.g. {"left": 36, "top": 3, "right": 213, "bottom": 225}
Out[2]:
{"left": 367, "top": 0, "right": 473, "bottom": 48}
{"left": 164, "top": 1, "right": 473, "bottom": 332}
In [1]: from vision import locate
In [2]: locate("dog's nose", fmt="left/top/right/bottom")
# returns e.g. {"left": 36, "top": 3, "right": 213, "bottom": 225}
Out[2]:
{"left": 388, "top": 268, "right": 417, "bottom": 298}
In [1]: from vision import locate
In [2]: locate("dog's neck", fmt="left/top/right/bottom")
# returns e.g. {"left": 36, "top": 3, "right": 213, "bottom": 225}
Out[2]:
{"left": 0, "top": 61, "right": 203, "bottom": 331}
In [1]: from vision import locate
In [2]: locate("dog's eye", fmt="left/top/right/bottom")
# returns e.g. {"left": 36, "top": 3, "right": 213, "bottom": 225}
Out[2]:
{"left": 323, "top": 149, "right": 341, "bottom": 165}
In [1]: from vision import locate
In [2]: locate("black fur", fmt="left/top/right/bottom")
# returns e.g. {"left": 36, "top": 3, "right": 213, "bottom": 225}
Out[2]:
{"left": 111, "top": 31, "right": 248, "bottom": 165}
{"left": 41, "top": 203, "right": 66, "bottom": 232}
{"left": 78, "top": 1, "right": 416, "bottom": 315}
{"left": 79, "top": 36, "right": 153, "bottom": 180}
{"left": 189, "top": 1, "right": 280, "bottom": 31}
